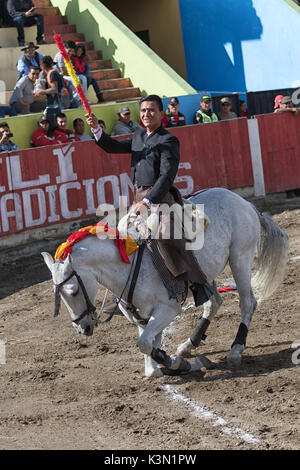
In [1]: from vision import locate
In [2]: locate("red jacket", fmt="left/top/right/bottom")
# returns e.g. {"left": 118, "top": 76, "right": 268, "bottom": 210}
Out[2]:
{"left": 53, "top": 129, "right": 81, "bottom": 143}
{"left": 71, "top": 55, "right": 87, "bottom": 75}
{"left": 31, "top": 128, "right": 59, "bottom": 147}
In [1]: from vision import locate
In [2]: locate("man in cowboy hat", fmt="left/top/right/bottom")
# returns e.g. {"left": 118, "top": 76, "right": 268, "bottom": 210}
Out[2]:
{"left": 16, "top": 41, "right": 44, "bottom": 81}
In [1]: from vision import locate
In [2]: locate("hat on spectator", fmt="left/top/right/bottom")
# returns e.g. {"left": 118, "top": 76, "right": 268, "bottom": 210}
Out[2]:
{"left": 21, "top": 41, "right": 39, "bottom": 51}
{"left": 280, "top": 96, "right": 292, "bottom": 104}
{"left": 38, "top": 116, "right": 49, "bottom": 124}
{"left": 118, "top": 106, "right": 130, "bottom": 115}
{"left": 200, "top": 95, "right": 211, "bottom": 103}
{"left": 169, "top": 97, "right": 179, "bottom": 105}
{"left": 220, "top": 97, "right": 232, "bottom": 104}
{"left": 274, "top": 94, "right": 284, "bottom": 109}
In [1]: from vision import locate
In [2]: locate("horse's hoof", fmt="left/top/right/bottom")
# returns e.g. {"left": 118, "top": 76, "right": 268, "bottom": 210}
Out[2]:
{"left": 227, "top": 344, "right": 244, "bottom": 368}
{"left": 146, "top": 368, "right": 164, "bottom": 378}
{"left": 226, "top": 353, "right": 242, "bottom": 368}
{"left": 176, "top": 338, "right": 195, "bottom": 357}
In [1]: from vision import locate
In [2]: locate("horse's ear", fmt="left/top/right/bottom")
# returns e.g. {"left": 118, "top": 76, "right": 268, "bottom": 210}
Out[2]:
{"left": 41, "top": 252, "right": 54, "bottom": 272}
{"left": 64, "top": 254, "right": 73, "bottom": 268}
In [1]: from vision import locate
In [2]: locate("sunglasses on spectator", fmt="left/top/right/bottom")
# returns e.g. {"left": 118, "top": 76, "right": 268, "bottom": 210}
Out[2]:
{"left": 169, "top": 102, "right": 178, "bottom": 106}
{"left": 221, "top": 103, "right": 230, "bottom": 106}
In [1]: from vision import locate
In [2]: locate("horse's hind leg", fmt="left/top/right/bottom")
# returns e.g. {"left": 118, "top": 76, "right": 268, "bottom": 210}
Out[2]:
{"left": 176, "top": 284, "right": 222, "bottom": 357}
{"left": 227, "top": 250, "right": 257, "bottom": 368}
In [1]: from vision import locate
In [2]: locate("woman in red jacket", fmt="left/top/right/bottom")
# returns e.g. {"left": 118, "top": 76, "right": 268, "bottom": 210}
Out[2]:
{"left": 71, "top": 43, "right": 104, "bottom": 103}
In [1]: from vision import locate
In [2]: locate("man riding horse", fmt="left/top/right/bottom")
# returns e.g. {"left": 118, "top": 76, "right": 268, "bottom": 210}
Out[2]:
{"left": 86, "top": 94, "right": 213, "bottom": 306}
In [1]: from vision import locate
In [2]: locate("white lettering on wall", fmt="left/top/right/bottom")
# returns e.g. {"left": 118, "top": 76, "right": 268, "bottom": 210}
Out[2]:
{"left": 53, "top": 144, "right": 77, "bottom": 184}
{"left": 45, "top": 185, "right": 60, "bottom": 223}
{"left": 96, "top": 175, "right": 120, "bottom": 207}
{"left": 22, "top": 188, "right": 47, "bottom": 227}
{"left": 82, "top": 179, "right": 96, "bottom": 215}
{"left": 6, "top": 155, "right": 50, "bottom": 190}
{"left": 120, "top": 172, "right": 134, "bottom": 206}
{"left": 175, "top": 162, "right": 194, "bottom": 196}
{"left": 1, "top": 193, "right": 23, "bottom": 232}
{"left": 59, "top": 182, "right": 82, "bottom": 219}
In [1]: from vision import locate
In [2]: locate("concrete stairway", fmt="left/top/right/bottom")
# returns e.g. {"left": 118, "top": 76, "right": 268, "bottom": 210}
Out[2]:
{"left": 0, "top": 0, "right": 140, "bottom": 104}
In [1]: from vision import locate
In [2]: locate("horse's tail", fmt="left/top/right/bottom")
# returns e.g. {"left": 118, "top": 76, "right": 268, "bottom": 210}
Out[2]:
{"left": 252, "top": 213, "right": 289, "bottom": 303}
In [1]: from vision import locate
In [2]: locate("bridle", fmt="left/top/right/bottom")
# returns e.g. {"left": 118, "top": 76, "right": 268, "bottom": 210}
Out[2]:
{"left": 54, "top": 269, "right": 98, "bottom": 326}
{"left": 53, "top": 242, "right": 148, "bottom": 328}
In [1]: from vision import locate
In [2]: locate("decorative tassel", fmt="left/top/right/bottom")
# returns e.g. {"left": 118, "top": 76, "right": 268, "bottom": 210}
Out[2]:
{"left": 53, "top": 33, "right": 92, "bottom": 114}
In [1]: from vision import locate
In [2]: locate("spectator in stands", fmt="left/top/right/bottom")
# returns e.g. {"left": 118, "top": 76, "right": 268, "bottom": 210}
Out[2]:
{"left": 10, "top": 65, "right": 46, "bottom": 114}
{"left": 71, "top": 43, "right": 104, "bottom": 103}
{"left": 194, "top": 95, "right": 219, "bottom": 124}
{"left": 0, "top": 121, "right": 18, "bottom": 151}
{"left": 30, "top": 115, "right": 59, "bottom": 147}
{"left": 111, "top": 106, "right": 140, "bottom": 136}
{"left": 73, "top": 117, "right": 92, "bottom": 141}
{"left": 54, "top": 40, "right": 81, "bottom": 106}
{"left": 274, "top": 95, "right": 299, "bottom": 114}
{"left": 218, "top": 97, "right": 237, "bottom": 121}
{"left": 162, "top": 97, "right": 186, "bottom": 128}
{"left": 53, "top": 112, "right": 80, "bottom": 143}
{"left": 0, "top": 105, "right": 18, "bottom": 118}
{"left": 7, "top": 0, "right": 47, "bottom": 47}
{"left": 16, "top": 41, "right": 43, "bottom": 81}
{"left": 239, "top": 99, "right": 248, "bottom": 117}
{"left": 34, "top": 56, "right": 76, "bottom": 128}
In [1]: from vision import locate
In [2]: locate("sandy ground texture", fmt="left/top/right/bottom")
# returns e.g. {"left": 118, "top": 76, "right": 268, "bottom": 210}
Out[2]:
{"left": 0, "top": 196, "right": 299, "bottom": 451}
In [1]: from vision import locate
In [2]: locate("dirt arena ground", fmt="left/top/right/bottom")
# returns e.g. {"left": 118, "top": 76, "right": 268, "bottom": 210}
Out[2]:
{"left": 0, "top": 196, "right": 299, "bottom": 451}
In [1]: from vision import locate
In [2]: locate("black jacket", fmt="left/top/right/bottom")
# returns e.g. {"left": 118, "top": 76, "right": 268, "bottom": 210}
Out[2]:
{"left": 7, "top": 0, "right": 34, "bottom": 18}
{"left": 96, "top": 125, "right": 180, "bottom": 204}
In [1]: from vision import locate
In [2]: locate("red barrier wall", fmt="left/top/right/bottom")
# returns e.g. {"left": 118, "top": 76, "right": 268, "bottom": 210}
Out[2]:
{"left": 0, "top": 119, "right": 254, "bottom": 238}
{"left": 170, "top": 118, "right": 254, "bottom": 191}
{"left": 257, "top": 112, "right": 300, "bottom": 193}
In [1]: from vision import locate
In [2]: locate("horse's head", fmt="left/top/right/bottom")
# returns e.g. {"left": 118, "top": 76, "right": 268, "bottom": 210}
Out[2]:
{"left": 42, "top": 252, "right": 99, "bottom": 336}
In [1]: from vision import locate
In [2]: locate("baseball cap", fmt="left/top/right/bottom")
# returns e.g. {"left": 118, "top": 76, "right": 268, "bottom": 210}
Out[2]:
{"left": 169, "top": 97, "right": 179, "bottom": 105}
{"left": 200, "top": 95, "right": 211, "bottom": 102}
{"left": 280, "top": 95, "right": 292, "bottom": 104}
{"left": 220, "top": 97, "right": 231, "bottom": 104}
{"left": 38, "top": 116, "right": 49, "bottom": 124}
{"left": 118, "top": 106, "right": 130, "bottom": 114}
{"left": 274, "top": 94, "right": 284, "bottom": 109}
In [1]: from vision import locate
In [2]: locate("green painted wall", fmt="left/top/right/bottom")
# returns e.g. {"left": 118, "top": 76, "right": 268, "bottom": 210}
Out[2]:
{"left": 3, "top": 101, "right": 140, "bottom": 150}
{"left": 50, "top": 0, "right": 196, "bottom": 97}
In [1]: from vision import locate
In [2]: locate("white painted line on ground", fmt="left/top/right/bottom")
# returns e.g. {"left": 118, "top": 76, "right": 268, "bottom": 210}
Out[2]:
{"left": 289, "top": 255, "right": 300, "bottom": 263}
{"left": 163, "top": 384, "right": 261, "bottom": 446}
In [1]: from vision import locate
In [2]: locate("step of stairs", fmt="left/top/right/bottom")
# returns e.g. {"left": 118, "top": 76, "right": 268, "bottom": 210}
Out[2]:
{"left": 98, "top": 77, "right": 132, "bottom": 91}
{"left": 90, "top": 68, "right": 121, "bottom": 81}
{"left": 45, "top": 32, "right": 85, "bottom": 44}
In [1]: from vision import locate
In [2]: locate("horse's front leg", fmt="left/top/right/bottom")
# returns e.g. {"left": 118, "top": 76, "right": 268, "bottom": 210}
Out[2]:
{"left": 176, "top": 285, "right": 222, "bottom": 357}
{"left": 137, "top": 303, "right": 205, "bottom": 377}
{"left": 138, "top": 326, "right": 164, "bottom": 378}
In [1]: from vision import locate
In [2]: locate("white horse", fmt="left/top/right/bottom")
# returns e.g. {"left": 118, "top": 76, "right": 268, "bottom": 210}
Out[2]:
{"left": 42, "top": 188, "right": 289, "bottom": 377}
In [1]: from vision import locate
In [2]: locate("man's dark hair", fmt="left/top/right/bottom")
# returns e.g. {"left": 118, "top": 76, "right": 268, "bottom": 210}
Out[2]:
{"left": 65, "top": 41, "right": 76, "bottom": 49}
{"left": 0, "top": 122, "right": 9, "bottom": 129}
{"left": 140, "top": 94, "right": 163, "bottom": 111}
{"left": 29, "top": 66, "right": 40, "bottom": 73}
{"left": 56, "top": 113, "right": 67, "bottom": 121}
{"left": 73, "top": 118, "right": 83, "bottom": 127}
{"left": 41, "top": 56, "right": 54, "bottom": 69}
